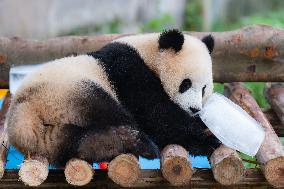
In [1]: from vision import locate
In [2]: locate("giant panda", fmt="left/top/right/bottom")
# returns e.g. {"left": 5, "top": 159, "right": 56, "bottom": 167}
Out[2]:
{"left": 6, "top": 29, "right": 220, "bottom": 167}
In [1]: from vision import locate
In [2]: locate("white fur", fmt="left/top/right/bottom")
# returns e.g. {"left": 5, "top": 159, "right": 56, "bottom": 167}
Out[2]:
{"left": 116, "top": 33, "right": 214, "bottom": 114}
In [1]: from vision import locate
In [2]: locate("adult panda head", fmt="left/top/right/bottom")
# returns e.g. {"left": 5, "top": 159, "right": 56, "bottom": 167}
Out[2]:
{"left": 115, "top": 29, "right": 214, "bottom": 115}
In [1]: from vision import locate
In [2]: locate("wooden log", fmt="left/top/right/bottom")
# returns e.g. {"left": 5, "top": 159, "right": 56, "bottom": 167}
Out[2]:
{"left": 263, "top": 108, "right": 281, "bottom": 126}
{"left": 224, "top": 82, "right": 284, "bottom": 187}
{"left": 160, "top": 144, "right": 193, "bottom": 186}
{"left": 108, "top": 154, "right": 140, "bottom": 187}
{"left": 209, "top": 144, "right": 245, "bottom": 185}
{"left": 0, "top": 169, "right": 273, "bottom": 188}
{"left": 0, "top": 168, "right": 270, "bottom": 188}
{"left": 263, "top": 108, "right": 284, "bottom": 137}
{"left": 64, "top": 158, "right": 93, "bottom": 186}
{"left": 0, "top": 93, "right": 11, "bottom": 179}
{"left": 1, "top": 24, "right": 284, "bottom": 87}
{"left": 264, "top": 83, "right": 284, "bottom": 125}
{"left": 19, "top": 155, "right": 49, "bottom": 186}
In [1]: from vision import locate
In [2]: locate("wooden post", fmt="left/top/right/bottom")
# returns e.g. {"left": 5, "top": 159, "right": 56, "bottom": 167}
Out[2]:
{"left": 0, "top": 93, "right": 11, "bottom": 179}
{"left": 224, "top": 82, "right": 284, "bottom": 187}
{"left": 264, "top": 83, "right": 284, "bottom": 125}
{"left": 108, "top": 154, "right": 140, "bottom": 187}
{"left": 64, "top": 158, "right": 93, "bottom": 186}
{"left": 160, "top": 144, "right": 193, "bottom": 186}
{"left": 210, "top": 145, "right": 245, "bottom": 185}
{"left": 19, "top": 155, "right": 49, "bottom": 186}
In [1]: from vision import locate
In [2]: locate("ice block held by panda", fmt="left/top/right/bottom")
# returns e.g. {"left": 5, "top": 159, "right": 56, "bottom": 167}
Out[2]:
{"left": 9, "top": 64, "right": 43, "bottom": 95}
{"left": 198, "top": 93, "right": 265, "bottom": 156}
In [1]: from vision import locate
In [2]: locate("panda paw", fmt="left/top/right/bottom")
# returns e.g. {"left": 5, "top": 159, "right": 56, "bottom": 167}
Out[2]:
{"left": 136, "top": 133, "right": 160, "bottom": 159}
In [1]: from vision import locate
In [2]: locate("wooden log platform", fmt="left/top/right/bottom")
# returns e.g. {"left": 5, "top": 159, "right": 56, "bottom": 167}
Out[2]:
{"left": 2, "top": 25, "right": 284, "bottom": 188}
{"left": 210, "top": 145, "right": 245, "bottom": 185}
{"left": 108, "top": 154, "right": 140, "bottom": 187}
{"left": 1, "top": 24, "right": 284, "bottom": 88}
{"left": 264, "top": 83, "right": 284, "bottom": 125}
{"left": 160, "top": 144, "right": 193, "bottom": 186}
{"left": 0, "top": 169, "right": 273, "bottom": 188}
{"left": 18, "top": 155, "right": 49, "bottom": 186}
{"left": 64, "top": 158, "right": 94, "bottom": 186}
{"left": 225, "top": 82, "right": 284, "bottom": 188}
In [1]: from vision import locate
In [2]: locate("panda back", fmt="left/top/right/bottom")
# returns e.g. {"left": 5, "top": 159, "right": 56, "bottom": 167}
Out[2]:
{"left": 17, "top": 55, "right": 116, "bottom": 99}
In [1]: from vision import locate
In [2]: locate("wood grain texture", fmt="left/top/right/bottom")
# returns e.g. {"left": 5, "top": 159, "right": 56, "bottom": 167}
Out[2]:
{"left": 210, "top": 144, "right": 245, "bottom": 185}
{"left": 0, "top": 169, "right": 273, "bottom": 188}
{"left": 160, "top": 144, "right": 193, "bottom": 186}
{"left": 1, "top": 25, "right": 284, "bottom": 87}
{"left": 18, "top": 155, "right": 49, "bottom": 186}
{"left": 224, "top": 82, "right": 284, "bottom": 187}
{"left": 108, "top": 154, "right": 140, "bottom": 187}
{"left": 264, "top": 83, "right": 284, "bottom": 125}
{"left": 64, "top": 158, "right": 93, "bottom": 186}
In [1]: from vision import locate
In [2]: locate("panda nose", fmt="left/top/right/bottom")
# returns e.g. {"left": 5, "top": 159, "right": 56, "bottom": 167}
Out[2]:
{"left": 190, "top": 107, "right": 200, "bottom": 113}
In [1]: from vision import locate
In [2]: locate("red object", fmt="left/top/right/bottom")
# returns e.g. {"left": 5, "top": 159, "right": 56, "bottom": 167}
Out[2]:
{"left": 99, "top": 162, "right": 108, "bottom": 169}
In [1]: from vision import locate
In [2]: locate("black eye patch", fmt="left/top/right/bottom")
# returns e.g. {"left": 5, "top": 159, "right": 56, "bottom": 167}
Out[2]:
{"left": 179, "top": 79, "right": 192, "bottom": 93}
{"left": 202, "top": 85, "right": 206, "bottom": 97}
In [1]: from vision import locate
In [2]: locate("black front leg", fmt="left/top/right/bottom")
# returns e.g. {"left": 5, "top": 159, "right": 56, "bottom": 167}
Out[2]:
{"left": 116, "top": 126, "right": 160, "bottom": 159}
{"left": 186, "top": 116, "right": 222, "bottom": 157}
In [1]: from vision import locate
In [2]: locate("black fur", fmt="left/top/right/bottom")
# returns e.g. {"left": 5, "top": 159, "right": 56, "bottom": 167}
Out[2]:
{"left": 179, "top": 79, "right": 192, "bottom": 93}
{"left": 56, "top": 80, "right": 159, "bottom": 165}
{"left": 202, "top": 35, "right": 214, "bottom": 54}
{"left": 158, "top": 29, "right": 184, "bottom": 52}
{"left": 89, "top": 43, "right": 221, "bottom": 157}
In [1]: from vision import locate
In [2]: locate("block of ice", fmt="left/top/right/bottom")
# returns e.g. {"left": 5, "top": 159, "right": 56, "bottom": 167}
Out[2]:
{"left": 9, "top": 64, "right": 43, "bottom": 95}
{"left": 198, "top": 93, "right": 265, "bottom": 156}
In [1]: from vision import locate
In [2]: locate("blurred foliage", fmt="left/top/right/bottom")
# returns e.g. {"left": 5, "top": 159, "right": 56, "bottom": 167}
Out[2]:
{"left": 245, "top": 83, "right": 268, "bottom": 108}
{"left": 61, "top": 18, "right": 121, "bottom": 36}
{"left": 213, "top": 9, "right": 284, "bottom": 31}
{"left": 211, "top": 8, "right": 284, "bottom": 108}
{"left": 140, "top": 13, "right": 174, "bottom": 32}
{"left": 214, "top": 83, "right": 268, "bottom": 108}
{"left": 238, "top": 152, "right": 259, "bottom": 169}
{"left": 238, "top": 137, "right": 284, "bottom": 169}
{"left": 183, "top": 0, "right": 203, "bottom": 31}
{"left": 140, "top": 0, "right": 174, "bottom": 32}
{"left": 213, "top": 83, "right": 224, "bottom": 94}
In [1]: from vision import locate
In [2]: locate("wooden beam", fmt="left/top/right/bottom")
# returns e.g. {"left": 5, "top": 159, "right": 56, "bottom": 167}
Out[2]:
{"left": 0, "top": 169, "right": 271, "bottom": 188}
{"left": 209, "top": 145, "right": 244, "bottom": 185}
{"left": 264, "top": 83, "right": 284, "bottom": 125}
{"left": 19, "top": 155, "right": 49, "bottom": 186}
{"left": 1, "top": 25, "right": 284, "bottom": 87}
{"left": 108, "top": 154, "right": 140, "bottom": 187}
{"left": 263, "top": 108, "right": 284, "bottom": 137}
{"left": 224, "top": 82, "right": 284, "bottom": 187}
{"left": 160, "top": 144, "right": 193, "bottom": 186}
{"left": 64, "top": 158, "right": 94, "bottom": 186}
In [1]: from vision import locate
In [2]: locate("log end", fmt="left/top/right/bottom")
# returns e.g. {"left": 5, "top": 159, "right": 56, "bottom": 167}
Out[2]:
{"left": 161, "top": 145, "right": 193, "bottom": 186}
{"left": 108, "top": 154, "right": 140, "bottom": 187}
{"left": 161, "top": 156, "right": 193, "bottom": 186}
{"left": 19, "top": 157, "right": 49, "bottom": 186}
{"left": 212, "top": 155, "right": 245, "bottom": 185}
{"left": 210, "top": 145, "right": 245, "bottom": 186}
{"left": 64, "top": 158, "right": 93, "bottom": 186}
{"left": 264, "top": 156, "right": 284, "bottom": 188}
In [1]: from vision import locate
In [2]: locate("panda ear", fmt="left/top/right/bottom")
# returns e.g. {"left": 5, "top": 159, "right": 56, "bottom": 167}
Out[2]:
{"left": 202, "top": 35, "right": 214, "bottom": 54}
{"left": 158, "top": 29, "right": 184, "bottom": 53}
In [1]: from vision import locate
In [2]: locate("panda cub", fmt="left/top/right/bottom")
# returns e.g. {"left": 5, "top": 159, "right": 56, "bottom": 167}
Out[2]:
{"left": 6, "top": 29, "right": 220, "bottom": 166}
